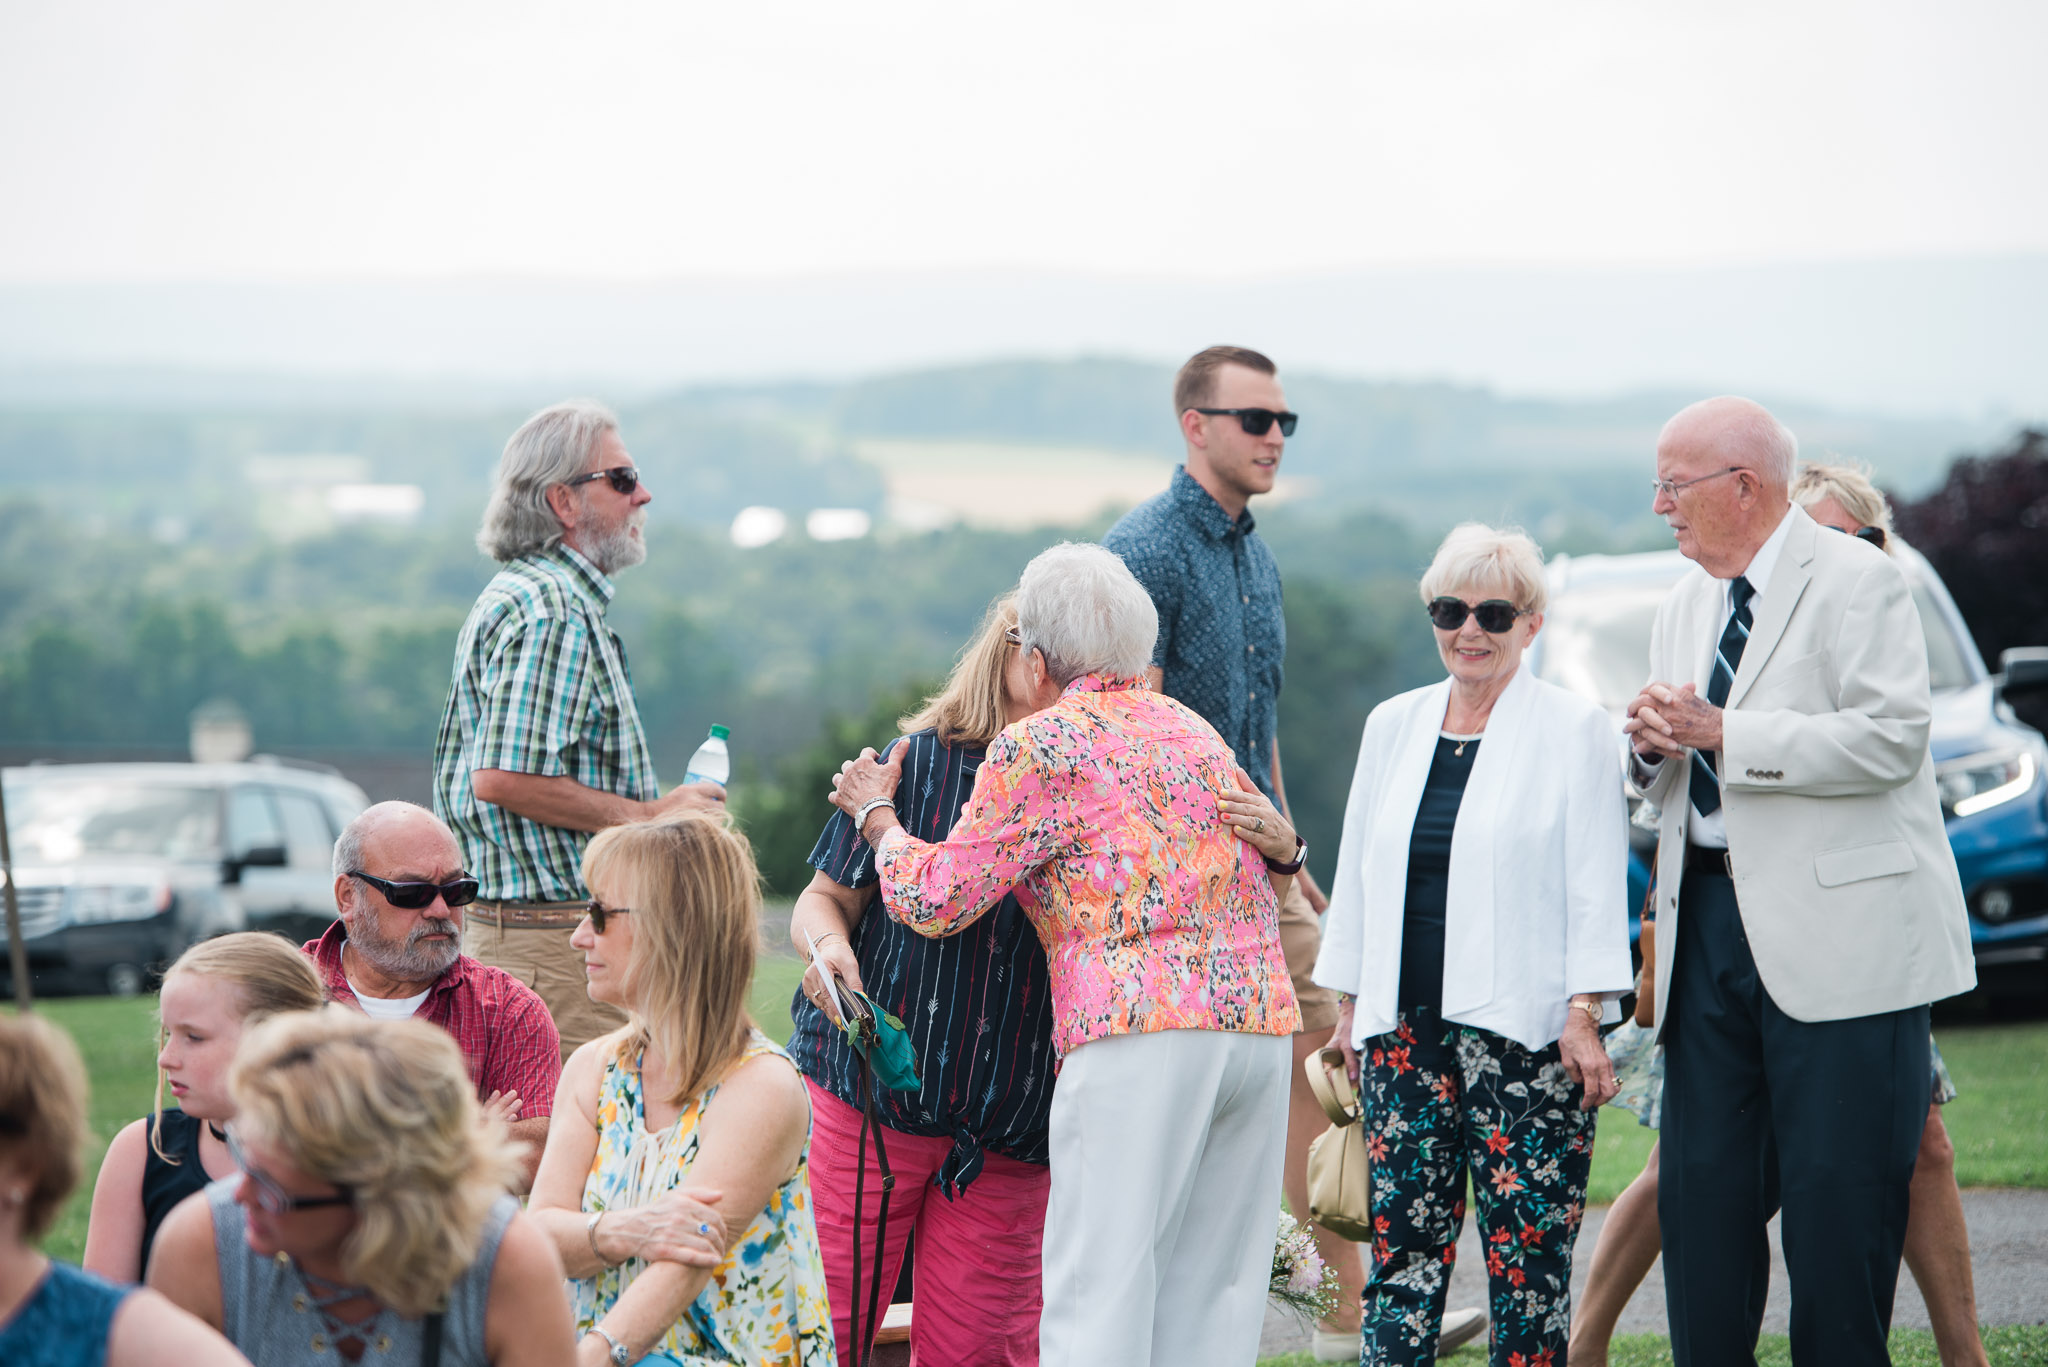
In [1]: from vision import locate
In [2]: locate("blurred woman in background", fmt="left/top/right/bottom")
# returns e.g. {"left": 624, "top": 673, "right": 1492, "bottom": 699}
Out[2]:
{"left": 0, "top": 1012, "right": 247, "bottom": 1367}
{"left": 84, "top": 932, "right": 326, "bottom": 1282}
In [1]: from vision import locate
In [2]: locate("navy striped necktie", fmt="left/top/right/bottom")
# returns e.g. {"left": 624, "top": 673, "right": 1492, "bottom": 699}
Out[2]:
{"left": 1690, "top": 575, "right": 1755, "bottom": 818}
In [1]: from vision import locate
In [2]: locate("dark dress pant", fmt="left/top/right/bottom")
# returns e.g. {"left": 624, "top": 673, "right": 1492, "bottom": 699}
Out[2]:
{"left": 1660, "top": 864, "right": 1929, "bottom": 1367}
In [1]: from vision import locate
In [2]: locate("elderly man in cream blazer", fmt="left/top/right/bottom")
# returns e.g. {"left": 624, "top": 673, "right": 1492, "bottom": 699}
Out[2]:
{"left": 1626, "top": 397, "right": 1975, "bottom": 1367}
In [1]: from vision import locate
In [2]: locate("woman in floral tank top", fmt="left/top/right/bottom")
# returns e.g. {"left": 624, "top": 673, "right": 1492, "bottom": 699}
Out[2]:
{"left": 529, "top": 817, "right": 833, "bottom": 1367}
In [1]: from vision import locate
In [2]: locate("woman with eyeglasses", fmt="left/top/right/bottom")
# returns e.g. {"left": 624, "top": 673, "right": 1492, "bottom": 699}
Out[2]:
{"left": 1312, "top": 522, "right": 1633, "bottom": 1367}
{"left": 147, "top": 1008, "right": 577, "bottom": 1366}
{"left": 1571, "top": 464, "right": 1990, "bottom": 1367}
{"left": 83, "top": 933, "right": 326, "bottom": 1285}
{"left": 527, "top": 815, "right": 834, "bottom": 1367}
{"left": 0, "top": 1014, "right": 249, "bottom": 1367}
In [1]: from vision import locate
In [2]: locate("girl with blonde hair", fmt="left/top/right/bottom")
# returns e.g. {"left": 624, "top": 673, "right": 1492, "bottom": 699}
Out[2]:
{"left": 148, "top": 1009, "right": 575, "bottom": 1366}
{"left": 84, "top": 932, "right": 325, "bottom": 1282}
{"left": 529, "top": 814, "right": 834, "bottom": 1367}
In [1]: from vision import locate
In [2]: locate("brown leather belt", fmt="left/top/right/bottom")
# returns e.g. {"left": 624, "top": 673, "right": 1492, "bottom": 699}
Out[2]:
{"left": 469, "top": 899, "right": 587, "bottom": 929}
{"left": 1685, "top": 843, "right": 1735, "bottom": 878}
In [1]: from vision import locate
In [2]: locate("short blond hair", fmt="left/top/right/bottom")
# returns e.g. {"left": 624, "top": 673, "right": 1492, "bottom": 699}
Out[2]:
{"left": 229, "top": 1009, "right": 524, "bottom": 1317}
{"left": 899, "top": 593, "right": 1018, "bottom": 747}
{"left": 1792, "top": 461, "right": 1895, "bottom": 553}
{"left": 0, "top": 1013, "right": 89, "bottom": 1240}
{"left": 583, "top": 815, "right": 760, "bottom": 1108}
{"left": 1418, "top": 522, "right": 1548, "bottom": 615}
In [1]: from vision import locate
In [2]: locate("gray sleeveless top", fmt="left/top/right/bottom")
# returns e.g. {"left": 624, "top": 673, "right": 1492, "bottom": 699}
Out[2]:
{"left": 206, "top": 1176, "right": 516, "bottom": 1366}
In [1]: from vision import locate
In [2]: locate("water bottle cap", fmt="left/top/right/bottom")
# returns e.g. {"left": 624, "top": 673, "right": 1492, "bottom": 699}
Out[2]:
{"left": 709, "top": 724, "right": 730, "bottom": 740}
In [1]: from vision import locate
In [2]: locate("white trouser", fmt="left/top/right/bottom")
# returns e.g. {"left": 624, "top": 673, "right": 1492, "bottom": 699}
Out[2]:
{"left": 1038, "top": 1028, "right": 1291, "bottom": 1367}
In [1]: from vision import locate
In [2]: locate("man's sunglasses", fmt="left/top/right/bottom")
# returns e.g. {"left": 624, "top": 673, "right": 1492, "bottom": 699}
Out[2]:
{"left": 563, "top": 465, "right": 642, "bottom": 496}
{"left": 349, "top": 871, "right": 480, "bottom": 910}
{"left": 1426, "top": 598, "right": 1531, "bottom": 634}
{"left": 225, "top": 1126, "right": 353, "bottom": 1215}
{"left": 1190, "top": 407, "right": 1299, "bottom": 437}
{"left": 1825, "top": 523, "right": 1889, "bottom": 550}
{"left": 584, "top": 899, "right": 634, "bottom": 934}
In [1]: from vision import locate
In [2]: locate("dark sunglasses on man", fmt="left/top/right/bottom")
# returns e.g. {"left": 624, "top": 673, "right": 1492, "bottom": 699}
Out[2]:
{"left": 1189, "top": 407, "right": 1299, "bottom": 438}
{"left": 349, "top": 871, "right": 480, "bottom": 910}
{"left": 1426, "top": 597, "right": 1531, "bottom": 634}
{"left": 563, "top": 465, "right": 642, "bottom": 496}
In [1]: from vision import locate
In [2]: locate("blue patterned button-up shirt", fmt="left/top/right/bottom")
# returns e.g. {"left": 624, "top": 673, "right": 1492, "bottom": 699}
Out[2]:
{"left": 1103, "top": 465, "right": 1286, "bottom": 800}
{"left": 432, "top": 545, "right": 659, "bottom": 902}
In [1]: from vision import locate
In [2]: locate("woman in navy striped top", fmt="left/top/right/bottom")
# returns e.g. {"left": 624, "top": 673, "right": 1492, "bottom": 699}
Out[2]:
{"left": 788, "top": 593, "right": 1057, "bottom": 1367}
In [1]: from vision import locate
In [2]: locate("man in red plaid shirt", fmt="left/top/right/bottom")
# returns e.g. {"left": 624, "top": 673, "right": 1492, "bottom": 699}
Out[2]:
{"left": 303, "top": 802, "right": 562, "bottom": 1189}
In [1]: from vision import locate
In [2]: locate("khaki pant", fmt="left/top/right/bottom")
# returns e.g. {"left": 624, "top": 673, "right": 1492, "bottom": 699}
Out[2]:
{"left": 463, "top": 919, "right": 626, "bottom": 1060}
{"left": 1278, "top": 875, "right": 1339, "bottom": 1034}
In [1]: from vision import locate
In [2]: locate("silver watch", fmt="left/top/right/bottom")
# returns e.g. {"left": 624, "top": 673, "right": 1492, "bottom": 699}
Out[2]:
{"left": 587, "top": 1325, "right": 631, "bottom": 1366}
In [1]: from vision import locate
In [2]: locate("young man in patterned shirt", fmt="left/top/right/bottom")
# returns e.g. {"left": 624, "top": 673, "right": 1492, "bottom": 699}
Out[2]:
{"left": 1104, "top": 348, "right": 1486, "bottom": 1360}
{"left": 433, "top": 401, "right": 724, "bottom": 1058}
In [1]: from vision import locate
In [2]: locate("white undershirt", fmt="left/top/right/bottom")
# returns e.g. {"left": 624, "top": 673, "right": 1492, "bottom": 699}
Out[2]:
{"left": 348, "top": 980, "right": 429, "bottom": 1019}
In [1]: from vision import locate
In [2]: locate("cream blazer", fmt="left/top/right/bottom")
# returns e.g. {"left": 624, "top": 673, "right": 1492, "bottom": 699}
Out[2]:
{"left": 1313, "top": 664, "right": 1634, "bottom": 1051}
{"left": 1632, "top": 507, "right": 1976, "bottom": 1026}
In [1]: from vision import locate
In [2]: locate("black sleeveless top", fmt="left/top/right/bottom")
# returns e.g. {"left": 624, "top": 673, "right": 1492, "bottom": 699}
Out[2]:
{"left": 140, "top": 1109, "right": 214, "bottom": 1271}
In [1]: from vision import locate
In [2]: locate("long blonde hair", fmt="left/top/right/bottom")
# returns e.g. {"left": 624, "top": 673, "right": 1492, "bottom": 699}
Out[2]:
{"left": 898, "top": 593, "right": 1018, "bottom": 747}
{"left": 229, "top": 1009, "right": 522, "bottom": 1317}
{"left": 583, "top": 815, "right": 760, "bottom": 1107}
{"left": 152, "top": 932, "right": 327, "bottom": 1162}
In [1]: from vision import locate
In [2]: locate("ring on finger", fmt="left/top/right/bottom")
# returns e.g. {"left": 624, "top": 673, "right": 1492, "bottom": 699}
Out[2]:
{"left": 1254, "top": 817, "right": 1265, "bottom": 833}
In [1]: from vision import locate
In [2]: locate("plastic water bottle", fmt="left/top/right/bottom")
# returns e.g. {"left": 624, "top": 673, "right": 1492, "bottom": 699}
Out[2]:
{"left": 683, "top": 725, "right": 731, "bottom": 788}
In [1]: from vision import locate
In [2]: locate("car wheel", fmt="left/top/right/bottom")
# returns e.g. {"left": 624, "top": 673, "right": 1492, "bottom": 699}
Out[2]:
{"left": 105, "top": 962, "right": 147, "bottom": 998}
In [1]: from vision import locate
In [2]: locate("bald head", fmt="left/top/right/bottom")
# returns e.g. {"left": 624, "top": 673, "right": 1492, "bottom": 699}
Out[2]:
{"left": 1653, "top": 396, "right": 1797, "bottom": 578}
{"left": 332, "top": 801, "right": 460, "bottom": 881}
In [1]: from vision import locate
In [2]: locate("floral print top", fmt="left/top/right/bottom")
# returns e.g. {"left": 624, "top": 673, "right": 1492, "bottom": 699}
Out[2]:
{"left": 875, "top": 673, "right": 1300, "bottom": 1059}
{"left": 571, "top": 1032, "right": 834, "bottom": 1367}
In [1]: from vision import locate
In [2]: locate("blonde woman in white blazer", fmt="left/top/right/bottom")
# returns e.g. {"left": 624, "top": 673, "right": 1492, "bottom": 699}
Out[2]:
{"left": 1312, "top": 523, "right": 1633, "bottom": 1367}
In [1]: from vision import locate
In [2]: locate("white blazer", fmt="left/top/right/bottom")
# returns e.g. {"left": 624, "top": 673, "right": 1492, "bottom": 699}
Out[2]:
{"left": 1632, "top": 508, "right": 1976, "bottom": 1025}
{"left": 1313, "top": 664, "right": 1635, "bottom": 1051}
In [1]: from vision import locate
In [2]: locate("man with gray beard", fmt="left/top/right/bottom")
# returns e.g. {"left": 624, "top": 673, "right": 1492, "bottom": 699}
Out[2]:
{"left": 433, "top": 401, "right": 723, "bottom": 1059}
{"left": 303, "top": 801, "right": 561, "bottom": 1190}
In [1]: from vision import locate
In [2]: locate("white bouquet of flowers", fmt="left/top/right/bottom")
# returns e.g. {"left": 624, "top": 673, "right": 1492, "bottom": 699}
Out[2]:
{"left": 1269, "top": 1209, "right": 1339, "bottom": 1321}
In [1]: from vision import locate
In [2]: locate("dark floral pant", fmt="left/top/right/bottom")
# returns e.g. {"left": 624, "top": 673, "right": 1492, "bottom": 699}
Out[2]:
{"left": 1358, "top": 1007, "right": 1594, "bottom": 1367}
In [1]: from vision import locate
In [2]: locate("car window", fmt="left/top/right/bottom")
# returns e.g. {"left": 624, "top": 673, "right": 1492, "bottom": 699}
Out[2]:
{"left": 226, "top": 786, "right": 285, "bottom": 857}
{"left": 2, "top": 779, "right": 221, "bottom": 863}
{"left": 1909, "top": 581, "right": 1974, "bottom": 693}
{"left": 272, "top": 788, "right": 337, "bottom": 870}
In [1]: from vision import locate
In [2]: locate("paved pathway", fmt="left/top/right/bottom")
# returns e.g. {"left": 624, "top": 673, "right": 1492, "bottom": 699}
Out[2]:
{"left": 1261, "top": 1188, "right": 2048, "bottom": 1357}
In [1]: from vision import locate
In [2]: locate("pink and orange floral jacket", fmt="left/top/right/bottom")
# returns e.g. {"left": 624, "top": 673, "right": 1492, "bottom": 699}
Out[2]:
{"left": 875, "top": 673, "right": 1300, "bottom": 1059}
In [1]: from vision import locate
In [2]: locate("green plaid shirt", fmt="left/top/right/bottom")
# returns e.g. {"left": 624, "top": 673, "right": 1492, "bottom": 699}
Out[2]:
{"left": 433, "top": 545, "right": 659, "bottom": 902}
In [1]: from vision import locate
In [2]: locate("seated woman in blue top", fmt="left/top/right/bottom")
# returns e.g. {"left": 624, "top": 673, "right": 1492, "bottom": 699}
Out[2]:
{"left": 1313, "top": 522, "right": 1634, "bottom": 1367}
{"left": 789, "top": 592, "right": 1059, "bottom": 1367}
{"left": 0, "top": 1013, "right": 246, "bottom": 1367}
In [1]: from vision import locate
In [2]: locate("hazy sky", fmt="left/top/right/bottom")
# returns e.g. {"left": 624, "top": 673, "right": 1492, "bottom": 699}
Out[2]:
{"left": 4, "top": 0, "right": 2044, "bottom": 282}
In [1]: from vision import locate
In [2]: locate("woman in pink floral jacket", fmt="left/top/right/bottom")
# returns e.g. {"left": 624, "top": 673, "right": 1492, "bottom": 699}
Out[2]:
{"left": 831, "top": 541, "right": 1305, "bottom": 1367}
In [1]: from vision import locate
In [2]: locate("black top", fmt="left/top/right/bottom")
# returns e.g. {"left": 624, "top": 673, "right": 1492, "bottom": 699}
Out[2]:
{"left": 140, "top": 1109, "right": 211, "bottom": 1271}
{"left": 787, "top": 729, "right": 1056, "bottom": 1197}
{"left": 1399, "top": 735, "right": 1481, "bottom": 1016}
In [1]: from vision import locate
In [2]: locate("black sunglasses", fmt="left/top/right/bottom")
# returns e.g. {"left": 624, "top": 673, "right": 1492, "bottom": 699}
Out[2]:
{"left": 1824, "top": 523, "right": 1889, "bottom": 550}
{"left": 563, "top": 465, "right": 641, "bottom": 496}
{"left": 1190, "top": 407, "right": 1299, "bottom": 437}
{"left": 349, "top": 871, "right": 479, "bottom": 910}
{"left": 1427, "top": 597, "right": 1530, "bottom": 634}
{"left": 584, "top": 899, "right": 633, "bottom": 934}
{"left": 225, "top": 1127, "right": 353, "bottom": 1215}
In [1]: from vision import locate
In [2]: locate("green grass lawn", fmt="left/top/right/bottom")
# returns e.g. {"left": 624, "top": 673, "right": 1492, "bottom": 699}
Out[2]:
{"left": 12, "top": 968, "right": 2048, "bottom": 1363}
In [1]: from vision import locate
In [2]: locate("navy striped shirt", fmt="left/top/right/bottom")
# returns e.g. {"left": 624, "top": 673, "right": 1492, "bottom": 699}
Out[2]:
{"left": 787, "top": 729, "right": 1055, "bottom": 1195}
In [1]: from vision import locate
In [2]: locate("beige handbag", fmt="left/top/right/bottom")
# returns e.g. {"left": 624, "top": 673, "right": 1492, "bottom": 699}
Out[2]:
{"left": 1633, "top": 919, "right": 1657, "bottom": 1028}
{"left": 1302, "top": 1046, "right": 1374, "bottom": 1242}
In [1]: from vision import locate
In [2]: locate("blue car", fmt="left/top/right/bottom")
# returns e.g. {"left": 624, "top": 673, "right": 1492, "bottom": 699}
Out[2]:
{"left": 1532, "top": 546, "right": 2048, "bottom": 993}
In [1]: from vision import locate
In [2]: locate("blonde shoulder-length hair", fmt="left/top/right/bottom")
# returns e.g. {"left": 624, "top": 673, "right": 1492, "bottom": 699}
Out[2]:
{"left": 898, "top": 592, "right": 1018, "bottom": 747}
{"left": 153, "top": 931, "right": 327, "bottom": 1162}
{"left": 583, "top": 815, "right": 760, "bottom": 1107}
{"left": 1791, "top": 460, "right": 1897, "bottom": 553}
{"left": 229, "top": 1009, "right": 524, "bottom": 1318}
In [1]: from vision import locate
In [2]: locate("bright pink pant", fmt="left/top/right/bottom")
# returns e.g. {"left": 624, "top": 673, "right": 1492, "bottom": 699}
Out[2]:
{"left": 806, "top": 1079, "right": 1050, "bottom": 1367}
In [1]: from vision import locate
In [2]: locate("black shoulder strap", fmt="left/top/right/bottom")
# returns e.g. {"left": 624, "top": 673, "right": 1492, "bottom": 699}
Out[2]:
{"left": 421, "top": 1310, "right": 444, "bottom": 1367}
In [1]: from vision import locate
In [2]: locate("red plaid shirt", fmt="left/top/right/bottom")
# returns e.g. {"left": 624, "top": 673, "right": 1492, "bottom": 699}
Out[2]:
{"left": 304, "top": 921, "right": 562, "bottom": 1117}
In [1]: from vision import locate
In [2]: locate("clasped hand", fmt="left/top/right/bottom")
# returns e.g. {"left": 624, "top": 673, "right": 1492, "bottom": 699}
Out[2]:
{"left": 1625, "top": 681, "right": 1724, "bottom": 758}
{"left": 1215, "top": 768, "right": 1297, "bottom": 863}
{"left": 828, "top": 747, "right": 905, "bottom": 826}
